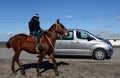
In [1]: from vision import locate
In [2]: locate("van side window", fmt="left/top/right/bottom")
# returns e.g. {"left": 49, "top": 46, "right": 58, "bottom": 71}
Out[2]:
{"left": 57, "top": 31, "right": 73, "bottom": 40}
{"left": 76, "top": 31, "right": 89, "bottom": 39}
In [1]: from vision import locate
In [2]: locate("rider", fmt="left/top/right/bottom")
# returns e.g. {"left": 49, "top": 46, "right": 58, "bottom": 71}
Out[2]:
{"left": 29, "top": 14, "right": 42, "bottom": 49}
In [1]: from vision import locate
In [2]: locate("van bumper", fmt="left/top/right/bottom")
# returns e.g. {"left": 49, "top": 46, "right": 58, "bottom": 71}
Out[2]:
{"left": 106, "top": 48, "right": 113, "bottom": 59}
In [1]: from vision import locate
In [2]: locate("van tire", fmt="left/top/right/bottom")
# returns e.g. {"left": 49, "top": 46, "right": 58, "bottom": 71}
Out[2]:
{"left": 93, "top": 49, "right": 106, "bottom": 60}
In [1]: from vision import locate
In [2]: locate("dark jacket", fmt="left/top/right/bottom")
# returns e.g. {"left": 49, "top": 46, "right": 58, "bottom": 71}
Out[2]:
{"left": 29, "top": 16, "right": 41, "bottom": 35}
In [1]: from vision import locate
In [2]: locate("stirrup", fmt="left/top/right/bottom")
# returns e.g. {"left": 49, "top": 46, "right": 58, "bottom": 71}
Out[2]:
{"left": 38, "top": 44, "right": 42, "bottom": 50}
{"left": 35, "top": 43, "right": 42, "bottom": 53}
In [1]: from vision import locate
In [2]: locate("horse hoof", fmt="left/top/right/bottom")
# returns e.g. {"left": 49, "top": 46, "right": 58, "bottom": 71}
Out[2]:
{"left": 37, "top": 73, "right": 42, "bottom": 77}
{"left": 55, "top": 72, "right": 59, "bottom": 76}
{"left": 12, "top": 71, "right": 17, "bottom": 75}
{"left": 21, "top": 70, "right": 26, "bottom": 75}
{"left": 37, "top": 55, "right": 40, "bottom": 58}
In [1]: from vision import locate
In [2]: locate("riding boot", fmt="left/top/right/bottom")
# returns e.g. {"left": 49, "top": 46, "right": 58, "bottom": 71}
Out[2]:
{"left": 37, "top": 36, "right": 42, "bottom": 50}
{"left": 34, "top": 36, "right": 37, "bottom": 45}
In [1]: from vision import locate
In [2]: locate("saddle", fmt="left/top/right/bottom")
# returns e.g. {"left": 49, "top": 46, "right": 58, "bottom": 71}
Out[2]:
{"left": 26, "top": 37, "right": 34, "bottom": 42}
{"left": 26, "top": 36, "right": 45, "bottom": 53}
{"left": 26, "top": 36, "right": 45, "bottom": 42}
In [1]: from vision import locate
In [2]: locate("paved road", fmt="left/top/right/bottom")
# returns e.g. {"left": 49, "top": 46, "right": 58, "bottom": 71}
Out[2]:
{"left": 111, "top": 48, "right": 120, "bottom": 62}
{"left": 0, "top": 48, "right": 120, "bottom": 62}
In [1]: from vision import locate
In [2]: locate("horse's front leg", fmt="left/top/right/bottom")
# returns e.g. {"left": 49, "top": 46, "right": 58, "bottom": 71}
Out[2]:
{"left": 36, "top": 52, "right": 45, "bottom": 77}
{"left": 49, "top": 53, "right": 59, "bottom": 76}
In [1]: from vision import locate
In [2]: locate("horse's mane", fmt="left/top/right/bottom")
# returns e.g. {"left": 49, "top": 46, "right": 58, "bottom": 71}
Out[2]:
{"left": 48, "top": 19, "right": 61, "bottom": 31}
{"left": 48, "top": 23, "right": 55, "bottom": 31}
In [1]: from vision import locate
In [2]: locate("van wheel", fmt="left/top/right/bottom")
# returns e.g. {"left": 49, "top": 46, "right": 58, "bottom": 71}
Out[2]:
{"left": 93, "top": 49, "right": 106, "bottom": 60}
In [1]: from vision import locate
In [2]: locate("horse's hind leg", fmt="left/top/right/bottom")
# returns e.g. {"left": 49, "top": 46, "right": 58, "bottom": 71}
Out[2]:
{"left": 11, "top": 54, "right": 17, "bottom": 74}
{"left": 15, "top": 55, "right": 25, "bottom": 75}
{"left": 49, "top": 53, "right": 59, "bottom": 76}
{"left": 11, "top": 49, "right": 25, "bottom": 75}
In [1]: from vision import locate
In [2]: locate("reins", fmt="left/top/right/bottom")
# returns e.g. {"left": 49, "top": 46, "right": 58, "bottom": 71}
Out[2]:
{"left": 43, "top": 23, "right": 64, "bottom": 50}
{"left": 45, "top": 35, "right": 55, "bottom": 49}
{"left": 55, "top": 23, "right": 64, "bottom": 45}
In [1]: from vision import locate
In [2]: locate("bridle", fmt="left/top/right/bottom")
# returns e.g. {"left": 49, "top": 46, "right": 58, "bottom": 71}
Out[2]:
{"left": 44, "top": 23, "right": 66, "bottom": 50}
{"left": 55, "top": 23, "right": 66, "bottom": 36}
{"left": 55, "top": 23, "right": 66, "bottom": 45}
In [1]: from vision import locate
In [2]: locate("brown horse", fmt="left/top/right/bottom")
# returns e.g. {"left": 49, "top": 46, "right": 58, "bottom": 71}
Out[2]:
{"left": 6, "top": 19, "right": 68, "bottom": 76}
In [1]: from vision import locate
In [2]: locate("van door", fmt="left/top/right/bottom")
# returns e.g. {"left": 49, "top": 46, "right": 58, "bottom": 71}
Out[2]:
{"left": 55, "top": 31, "right": 77, "bottom": 55}
{"left": 74, "top": 30, "right": 93, "bottom": 55}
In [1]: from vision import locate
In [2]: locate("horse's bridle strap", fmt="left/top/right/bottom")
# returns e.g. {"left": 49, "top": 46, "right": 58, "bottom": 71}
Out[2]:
{"left": 45, "top": 35, "right": 55, "bottom": 49}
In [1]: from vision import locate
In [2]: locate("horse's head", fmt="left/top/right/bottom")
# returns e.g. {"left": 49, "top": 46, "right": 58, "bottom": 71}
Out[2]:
{"left": 55, "top": 19, "right": 68, "bottom": 36}
{"left": 53, "top": 19, "right": 68, "bottom": 36}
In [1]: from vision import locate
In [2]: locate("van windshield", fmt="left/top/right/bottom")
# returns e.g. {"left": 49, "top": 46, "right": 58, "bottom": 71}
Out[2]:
{"left": 81, "top": 30, "right": 98, "bottom": 38}
{"left": 76, "top": 30, "right": 89, "bottom": 39}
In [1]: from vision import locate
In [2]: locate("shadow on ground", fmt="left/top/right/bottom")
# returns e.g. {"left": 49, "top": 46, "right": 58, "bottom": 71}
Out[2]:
{"left": 55, "top": 55, "right": 92, "bottom": 59}
{"left": 16, "top": 60, "right": 69, "bottom": 74}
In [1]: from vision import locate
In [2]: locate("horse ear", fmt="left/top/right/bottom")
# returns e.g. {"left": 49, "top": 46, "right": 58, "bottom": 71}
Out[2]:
{"left": 57, "top": 19, "right": 60, "bottom": 24}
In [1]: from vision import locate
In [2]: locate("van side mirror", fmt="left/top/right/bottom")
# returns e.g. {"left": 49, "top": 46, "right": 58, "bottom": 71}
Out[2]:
{"left": 88, "top": 36, "right": 94, "bottom": 41}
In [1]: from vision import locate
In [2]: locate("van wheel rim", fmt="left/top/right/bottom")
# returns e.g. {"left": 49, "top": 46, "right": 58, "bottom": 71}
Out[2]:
{"left": 95, "top": 51, "right": 104, "bottom": 59}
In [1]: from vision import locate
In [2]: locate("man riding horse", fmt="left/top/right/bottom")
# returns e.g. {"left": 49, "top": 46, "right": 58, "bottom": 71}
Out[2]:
{"left": 29, "top": 14, "right": 42, "bottom": 50}
{"left": 6, "top": 19, "right": 68, "bottom": 76}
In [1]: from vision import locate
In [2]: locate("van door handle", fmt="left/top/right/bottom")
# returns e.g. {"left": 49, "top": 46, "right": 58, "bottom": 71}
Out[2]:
{"left": 71, "top": 41, "right": 79, "bottom": 43}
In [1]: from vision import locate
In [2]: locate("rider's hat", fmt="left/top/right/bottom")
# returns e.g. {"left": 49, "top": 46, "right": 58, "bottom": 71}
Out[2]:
{"left": 34, "top": 14, "right": 39, "bottom": 18}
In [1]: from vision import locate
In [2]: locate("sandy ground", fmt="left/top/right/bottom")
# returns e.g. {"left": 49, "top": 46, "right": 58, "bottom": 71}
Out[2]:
{"left": 0, "top": 59, "right": 120, "bottom": 78}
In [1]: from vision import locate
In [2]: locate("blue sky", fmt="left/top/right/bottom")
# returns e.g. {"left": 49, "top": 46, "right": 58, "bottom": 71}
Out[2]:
{"left": 0, "top": 0, "right": 120, "bottom": 41}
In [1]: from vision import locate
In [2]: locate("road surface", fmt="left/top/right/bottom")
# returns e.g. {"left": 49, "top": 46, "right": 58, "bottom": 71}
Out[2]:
{"left": 0, "top": 48, "right": 120, "bottom": 62}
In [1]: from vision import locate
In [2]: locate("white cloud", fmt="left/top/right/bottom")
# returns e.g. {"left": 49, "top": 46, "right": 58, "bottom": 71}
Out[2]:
{"left": 90, "top": 30, "right": 120, "bottom": 39}
{"left": 0, "top": 33, "right": 14, "bottom": 41}
{"left": 0, "top": 32, "right": 28, "bottom": 41}
{"left": 116, "top": 16, "right": 120, "bottom": 20}
{"left": 94, "top": 19, "right": 101, "bottom": 24}
{"left": 65, "top": 16, "right": 73, "bottom": 19}
{"left": 105, "top": 22, "right": 120, "bottom": 27}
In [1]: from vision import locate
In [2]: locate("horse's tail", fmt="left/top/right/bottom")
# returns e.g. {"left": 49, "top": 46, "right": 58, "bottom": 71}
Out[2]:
{"left": 6, "top": 37, "right": 12, "bottom": 48}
